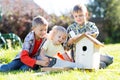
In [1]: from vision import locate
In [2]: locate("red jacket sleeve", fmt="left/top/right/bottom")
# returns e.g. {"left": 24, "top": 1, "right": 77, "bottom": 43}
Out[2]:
{"left": 20, "top": 50, "right": 36, "bottom": 68}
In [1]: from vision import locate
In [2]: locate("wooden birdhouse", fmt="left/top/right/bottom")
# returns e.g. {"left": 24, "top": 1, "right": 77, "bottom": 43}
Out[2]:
{"left": 75, "top": 34, "right": 104, "bottom": 70}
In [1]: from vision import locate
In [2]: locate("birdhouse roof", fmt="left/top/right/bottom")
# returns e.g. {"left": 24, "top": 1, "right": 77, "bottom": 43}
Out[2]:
{"left": 76, "top": 34, "right": 104, "bottom": 47}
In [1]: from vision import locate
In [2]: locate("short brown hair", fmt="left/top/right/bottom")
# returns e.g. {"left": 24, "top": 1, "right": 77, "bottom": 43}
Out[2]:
{"left": 32, "top": 15, "right": 48, "bottom": 27}
{"left": 73, "top": 4, "right": 87, "bottom": 13}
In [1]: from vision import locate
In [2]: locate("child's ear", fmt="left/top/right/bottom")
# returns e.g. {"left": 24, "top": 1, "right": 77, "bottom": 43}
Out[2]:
{"left": 71, "top": 14, "right": 74, "bottom": 19}
{"left": 85, "top": 11, "right": 90, "bottom": 20}
{"left": 85, "top": 11, "right": 88, "bottom": 17}
{"left": 71, "top": 12, "right": 74, "bottom": 19}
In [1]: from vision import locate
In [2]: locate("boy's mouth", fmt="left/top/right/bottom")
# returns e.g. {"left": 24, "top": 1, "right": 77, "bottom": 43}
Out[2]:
{"left": 58, "top": 40, "right": 62, "bottom": 43}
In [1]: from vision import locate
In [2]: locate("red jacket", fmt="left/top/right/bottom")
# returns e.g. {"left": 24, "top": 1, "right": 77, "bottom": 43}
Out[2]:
{"left": 20, "top": 39, "right": 42, "bottom": 67}
{"left": 14, "top": 31, "right": 46, "bottom": 68}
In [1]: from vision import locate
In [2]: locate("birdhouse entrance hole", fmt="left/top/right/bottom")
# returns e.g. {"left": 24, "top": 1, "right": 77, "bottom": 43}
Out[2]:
{"left": 82, "top": 46, "right": 87, "bottom": 51}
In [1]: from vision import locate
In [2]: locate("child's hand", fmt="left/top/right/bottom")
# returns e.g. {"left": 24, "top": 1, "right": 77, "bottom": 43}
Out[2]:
{"left": 85, "top": 32, "right": 97, "bottom": 38}
{"left": 43, "top": 33, "right": 49, "bottom": 38}
{"left": 42, "top": 56, "right": 49, "bottom": 62}
{"left": 67, "top": 38, "right": 73, "bottom": 45}
{"left": 85, "top": 32, "right": 91, "bottom": 35}
{"left": 36, "top": 60, "right": 49, "bottom": 66}
{"left": 62, "top": 52, "right": 73, "bottom": 62}
{"left": 68, "top": 34, "right": 82, "bottom": 45}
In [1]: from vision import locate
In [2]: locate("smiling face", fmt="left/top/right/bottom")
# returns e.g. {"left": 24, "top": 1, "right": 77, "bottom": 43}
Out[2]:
{"left": 31, "top": 16, "right": 48, "bottom": 40}
{"left": 33, "top": 25, "right": 48, "bottom": 40}
{"left": 73, "top": 10, "right": 88, "bottom": 26}
{"left": 72, "top": 4, "right": 88, "bottom": 26}
{"left": 52, "top": 31, "right": 67, "bottom": 45}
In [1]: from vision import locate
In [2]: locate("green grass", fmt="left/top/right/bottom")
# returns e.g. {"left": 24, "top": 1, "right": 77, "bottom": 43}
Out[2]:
{"left": 0, "top": 43, "right": 120, "bottom": 80}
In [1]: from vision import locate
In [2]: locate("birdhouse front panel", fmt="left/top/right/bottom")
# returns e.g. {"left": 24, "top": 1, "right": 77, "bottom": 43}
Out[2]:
{"left": 75, "top": 37, "right": 99, "bottom": 69}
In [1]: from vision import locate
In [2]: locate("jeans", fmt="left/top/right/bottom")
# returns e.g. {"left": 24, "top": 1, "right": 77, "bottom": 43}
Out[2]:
{"left": 99, "top": 54, "right": 113, "bottom": 69}
{"left": 0, "top": 59, "right": 39, "bottom": 72}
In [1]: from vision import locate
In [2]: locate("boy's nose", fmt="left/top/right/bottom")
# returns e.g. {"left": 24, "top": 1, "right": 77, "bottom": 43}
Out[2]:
{"left": 60, "top": 39, "right": 64, "bottom": 43}
{"left": 42, "top": 31, "right": 46, "bottom": 34}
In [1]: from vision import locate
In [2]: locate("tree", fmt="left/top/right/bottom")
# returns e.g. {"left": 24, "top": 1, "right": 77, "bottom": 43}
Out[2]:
{"left": 88, "top": 0, "right": 120, "bottom": 43}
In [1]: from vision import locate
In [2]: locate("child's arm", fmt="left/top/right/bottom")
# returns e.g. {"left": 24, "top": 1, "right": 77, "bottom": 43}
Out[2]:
{"left": 67, "top": 34, "right": 82, "bottom": 45}
{"left": 40, "top": 48, "right": 49, "bottom": 61}
{"left": 62, "top": 52, "right": 73, "bottom": 62}
{"left": 67, "top": 33, "right": 97, "bottom": 48}
{"left": 35, "top": 48, "right": 50, "bottom": 66}
{"left": 40, "top": 48, "right": 46, "bottom": 57}
{"left": 85, "top": 22, "right": 99, "bottom": 38}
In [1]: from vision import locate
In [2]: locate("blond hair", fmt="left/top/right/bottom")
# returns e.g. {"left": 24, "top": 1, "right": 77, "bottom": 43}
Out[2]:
{"left": 49, "top": 25, "right": 67, "bottom": 40}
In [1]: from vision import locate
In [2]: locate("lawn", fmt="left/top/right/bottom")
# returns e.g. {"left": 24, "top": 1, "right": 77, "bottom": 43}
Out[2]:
{"left": 0, "top": 43, "right": 120, "bottom": 80}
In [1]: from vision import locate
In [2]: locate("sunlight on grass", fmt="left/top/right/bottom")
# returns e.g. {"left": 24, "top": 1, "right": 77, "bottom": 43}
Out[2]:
{"left": 0, "top": 43, "right": 120, "bottom": 80}
{"left": 0, "top": 47, "right": 21, "bottom": 63}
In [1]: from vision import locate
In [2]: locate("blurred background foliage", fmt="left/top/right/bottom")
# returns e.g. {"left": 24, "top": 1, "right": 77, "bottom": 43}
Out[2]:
{"left": 0, "top": 0, "right": 120, "bottom": 44}
{"left": 87, "top": 0, "right": 120, "bottom": 43}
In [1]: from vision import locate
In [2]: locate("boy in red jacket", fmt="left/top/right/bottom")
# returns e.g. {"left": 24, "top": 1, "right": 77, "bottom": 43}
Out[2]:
{"left": 0, "top": 15, "right": 49, "bottom": 72}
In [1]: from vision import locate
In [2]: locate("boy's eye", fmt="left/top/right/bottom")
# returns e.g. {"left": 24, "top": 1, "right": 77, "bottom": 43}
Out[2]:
{"left": 74, "top": 15, "right": 84, "bottom": 18}
{"left": 75, "top": 15, "right": 78, "bottom": 18}
{"left": 40, "top": 29, "right": 47, "bottom": 32}
{"left": 79, "top": 15, "right": 84, "bottom": 17}
{"left": 40, "top": 30, "right": 43, "bottom": 32}
{"left": 43, "top": 29, "right": 47, "bottom": 31}
{"left": 58, "top": 36, "right": 61, "bottom": 38}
